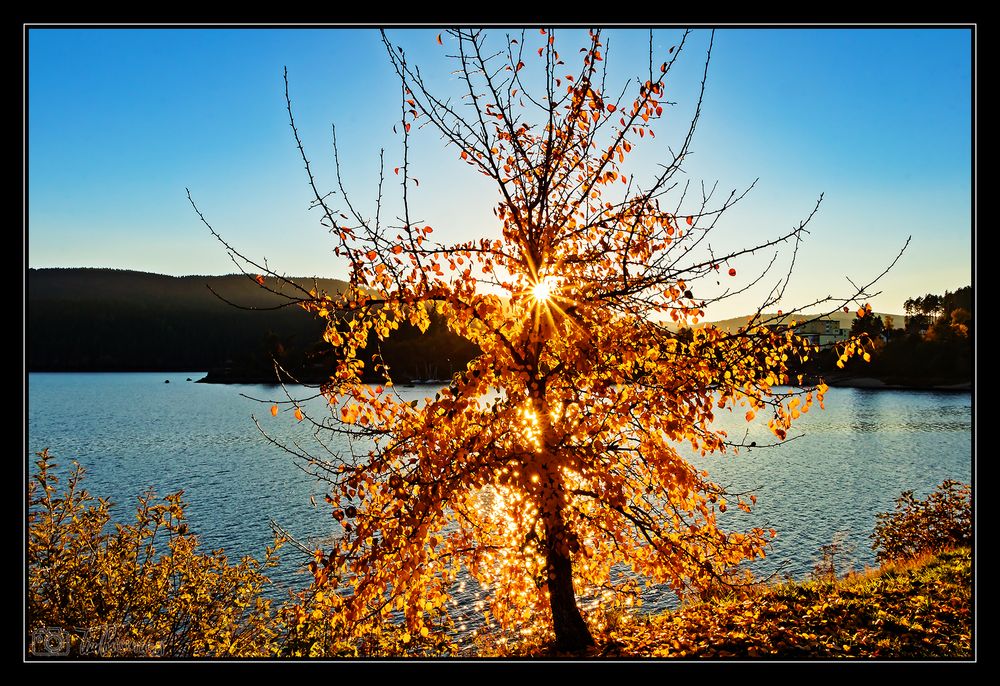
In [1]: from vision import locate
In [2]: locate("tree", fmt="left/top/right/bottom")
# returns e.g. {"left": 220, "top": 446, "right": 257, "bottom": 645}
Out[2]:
{"left": 192, "top": 28, "right": 900, "bottom": 653}
{"left": 850, "top": 310, "right": 885, "bottom": 340}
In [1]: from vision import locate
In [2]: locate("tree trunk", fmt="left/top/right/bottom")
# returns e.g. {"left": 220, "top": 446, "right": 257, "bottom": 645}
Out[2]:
{"left": 544, "top": 518, "right": 594, "bottom": 651}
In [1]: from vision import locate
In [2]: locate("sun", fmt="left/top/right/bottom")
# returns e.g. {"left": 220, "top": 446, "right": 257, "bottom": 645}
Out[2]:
{"left": 531, "top": 277, "right": 554, "bottom": 303}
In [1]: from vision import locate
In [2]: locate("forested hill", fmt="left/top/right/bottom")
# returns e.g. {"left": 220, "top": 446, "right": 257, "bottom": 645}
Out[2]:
{"left": 28, "top": 268, "right": 480, "bottom": 382}
{"left": 27, "top": 268, "right": 347, "bottom": 375}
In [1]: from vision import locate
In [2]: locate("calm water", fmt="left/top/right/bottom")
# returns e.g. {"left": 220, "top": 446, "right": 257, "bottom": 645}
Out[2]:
{"left": 27, "top": 373, "right": 972, "bottom": 618}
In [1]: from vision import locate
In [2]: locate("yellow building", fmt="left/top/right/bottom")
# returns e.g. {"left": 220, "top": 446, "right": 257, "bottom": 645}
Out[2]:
{"left": 794, "top": 319, "right": 850, "bottom": 348}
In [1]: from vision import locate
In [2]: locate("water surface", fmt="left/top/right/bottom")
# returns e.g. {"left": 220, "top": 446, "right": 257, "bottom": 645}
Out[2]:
{"left": 27, "top": 373, "right": 972, "bottom": 616}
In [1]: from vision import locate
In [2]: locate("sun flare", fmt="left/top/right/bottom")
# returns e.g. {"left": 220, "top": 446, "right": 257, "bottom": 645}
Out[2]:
{"left": 531, "top": 277, "right": 554, "bottom": 303}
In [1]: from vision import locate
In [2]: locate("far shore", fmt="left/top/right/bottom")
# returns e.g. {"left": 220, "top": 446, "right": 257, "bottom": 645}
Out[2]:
{"left": 27, "top": 369, "right": 973, "bottom": 393}
{"left": 825, "top": 376, "right": 971, "bottom": 392}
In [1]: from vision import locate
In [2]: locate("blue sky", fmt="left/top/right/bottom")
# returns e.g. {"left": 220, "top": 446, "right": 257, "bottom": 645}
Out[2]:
{"left": 28, "top": 27, "right": 972, "bottom": 319}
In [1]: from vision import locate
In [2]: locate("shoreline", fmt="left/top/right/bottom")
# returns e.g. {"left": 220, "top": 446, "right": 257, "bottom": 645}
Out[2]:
{"left": 824, "top": 376, "right": 971, "bottom": 392}
{"left": 28, "top": 369, "right": 972, "bottom": 393}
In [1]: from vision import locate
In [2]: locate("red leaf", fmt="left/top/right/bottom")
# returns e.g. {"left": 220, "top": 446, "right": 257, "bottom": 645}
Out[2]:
{"left": 728, "top": 268, "right": 737, "bottom": 277}
{"left": 437, "top": 33, "right": 443, "bottom": 45}
{"left": 394, "top": 167, "right": 399, "bottom": 175}
{"left": 686, "top": 216, "right": 693, "bottom": 226}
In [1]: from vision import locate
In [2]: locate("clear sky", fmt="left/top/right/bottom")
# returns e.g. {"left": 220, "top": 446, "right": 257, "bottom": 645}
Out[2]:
{"left": 27, "top": 27, "right": 973, "bottom": 320}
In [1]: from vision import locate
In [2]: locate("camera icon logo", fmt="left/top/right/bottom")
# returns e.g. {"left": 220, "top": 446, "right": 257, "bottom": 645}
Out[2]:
{"left": 30, "top": 626, "right": 71, "bottom": 656}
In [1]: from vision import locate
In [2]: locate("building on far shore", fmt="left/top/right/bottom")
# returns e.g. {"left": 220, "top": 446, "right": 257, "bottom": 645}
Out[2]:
{"left": 793, "top": 318, "right": 850, "bottom": 348}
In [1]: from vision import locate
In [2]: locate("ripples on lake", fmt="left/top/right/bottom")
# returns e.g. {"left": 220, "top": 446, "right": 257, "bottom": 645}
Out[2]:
{"left": 27, "top": 373, "right": 971, "bottom": 621}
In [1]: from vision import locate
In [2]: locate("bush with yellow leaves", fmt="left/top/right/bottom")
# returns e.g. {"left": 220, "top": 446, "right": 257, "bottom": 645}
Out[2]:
{"left": 28, "top": 450, "right": 283, "bottom": 658}
{"left": 871, "top": 479, "right": 971, "bottom": 564}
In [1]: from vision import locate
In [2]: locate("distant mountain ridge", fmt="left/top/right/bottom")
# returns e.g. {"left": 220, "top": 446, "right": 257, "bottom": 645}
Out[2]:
{"left": 26, "top": 268, "right": 479, "bottom": 381}
{"left": 28, "top": 267, "right": 347, "bottom": 306}
{"left": 27, "top": 268, "right": 348, "bottom": 373}
{"left": 706, "top": 311, "right": 905, "bottom": 333}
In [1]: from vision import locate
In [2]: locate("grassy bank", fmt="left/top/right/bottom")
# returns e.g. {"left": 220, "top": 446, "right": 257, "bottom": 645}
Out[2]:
{"left": 606, "top": 548, "right": 971, "bottom": 659}
{"left": 501, "top": 548, "right": 971, "bottom": 659}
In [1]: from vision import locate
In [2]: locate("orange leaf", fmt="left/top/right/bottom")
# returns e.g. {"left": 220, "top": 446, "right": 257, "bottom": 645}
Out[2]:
{"left": 270, "top": 404, "right": 279, "bottom": 417}
{"left": 686, "top": 216, "right": 693, "bottom": 226}
{"left": 255, "top": 274, "right": 265, "bottom": 286}
{"left": 294, "top": 407, "right": 304, "bottom": 422}
{"left": 437, "top": 33, "right": 443, "bottom": 45}
{"left": 367, "top": 250, "right": 378, "bottom": 261}
{"left": 392, "top": 244, "right": 404, "bottom": 254}
{"left": 461, "top": 150, "right": 468, "bottom": 160}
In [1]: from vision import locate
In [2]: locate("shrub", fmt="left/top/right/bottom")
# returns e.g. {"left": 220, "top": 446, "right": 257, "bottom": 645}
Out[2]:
{"left": 871, "top": 480, "right": 971, "bottom": 564}
{"left": 27, "top": 450, "right": 282, "bottom": 657}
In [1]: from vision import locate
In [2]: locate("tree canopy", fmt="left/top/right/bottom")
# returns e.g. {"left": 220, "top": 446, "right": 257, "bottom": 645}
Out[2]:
{"left": 192, "top": 28, "right": 897, "bottom": 652}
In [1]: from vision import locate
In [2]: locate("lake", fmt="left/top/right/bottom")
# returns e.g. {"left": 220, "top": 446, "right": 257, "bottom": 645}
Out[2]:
{"left": 27, "top": 372, "right": 972, "bottom": 622}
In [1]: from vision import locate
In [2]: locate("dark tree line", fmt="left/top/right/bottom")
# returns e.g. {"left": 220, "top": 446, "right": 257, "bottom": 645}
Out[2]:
{"left": 27, "top": 268, "right": 477, "bottom": 382}
{"left": 838, "top": 286, "right": 971, "bottom": 385}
